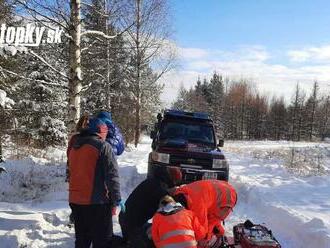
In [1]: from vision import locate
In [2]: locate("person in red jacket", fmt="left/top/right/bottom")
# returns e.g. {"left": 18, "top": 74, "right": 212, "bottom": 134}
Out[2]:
{"left": 152, "top": 195, "right": 206, "bottom": 248}
{"left": 173, "top": 180, "right": 237, "bottom": 242}
{"left": 68, "top": 117, "right": 121, "bottom": 248}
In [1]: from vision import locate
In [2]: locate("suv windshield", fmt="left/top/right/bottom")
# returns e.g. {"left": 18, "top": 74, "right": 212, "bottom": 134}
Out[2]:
{"left": 159, "top": 121, "right": 215, "bottom": 145}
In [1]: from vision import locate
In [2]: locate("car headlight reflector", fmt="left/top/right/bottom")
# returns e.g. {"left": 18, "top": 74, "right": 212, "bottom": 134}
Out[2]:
{"left": 212, "top": 159, "right": 228, "bottom": 169}
{"left": 151, "top": 152, "right": 170, "bottom": 164}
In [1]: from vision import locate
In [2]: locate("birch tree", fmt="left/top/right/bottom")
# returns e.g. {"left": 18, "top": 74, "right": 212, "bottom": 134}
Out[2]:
{"left": 121, "top": 0, "right": 175, "bottom": 147}
{"left": 13, "top": 0, "right": 129, "bottom": 133}
{"left": 68, "top": 0, "right": 82, "bottom": 132}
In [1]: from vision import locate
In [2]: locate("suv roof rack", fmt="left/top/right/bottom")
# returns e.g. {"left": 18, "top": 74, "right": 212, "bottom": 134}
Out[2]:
{"left": 164, "top": 109, "right": 212, "bottom": 121}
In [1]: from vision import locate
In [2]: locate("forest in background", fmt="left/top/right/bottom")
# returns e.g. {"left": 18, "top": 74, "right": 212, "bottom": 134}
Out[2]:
{"left": 173, "top": 72, "right": 330, "bottom": 141}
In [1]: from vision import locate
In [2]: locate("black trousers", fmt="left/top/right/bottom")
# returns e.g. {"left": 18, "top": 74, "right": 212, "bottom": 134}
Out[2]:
{"left": 70, "top": 203, "right": 113, "bottom": 248}
{"left": 119, "top": 212, "right": 155, "bottom": 248}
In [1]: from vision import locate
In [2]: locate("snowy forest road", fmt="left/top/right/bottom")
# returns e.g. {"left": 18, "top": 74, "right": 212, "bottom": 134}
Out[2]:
{"left": 0, "top": 137, "right": 329, "bottom": 247}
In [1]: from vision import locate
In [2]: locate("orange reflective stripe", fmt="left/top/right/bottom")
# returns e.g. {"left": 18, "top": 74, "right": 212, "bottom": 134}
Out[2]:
{"left": 218, "top": 207, "right": 230, "bottom": 219}
{"left": 160, "top": 229, "right": 195, "bottom": 241}
{"left": 224, "top": 185, "right": 232, "bottom": 207}
{"left": 210, "top": 180, "right": 222, "bottom": 205}
{"left": 210, "top": 181, "right": 233, "bottom": 218}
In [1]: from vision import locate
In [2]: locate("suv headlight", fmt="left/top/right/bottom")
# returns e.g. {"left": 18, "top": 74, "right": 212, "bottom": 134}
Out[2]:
{"left": 212, "top": 159, "right": 228, "bottom": 169}
{"left": 151, "top": 152, "right": 170, "bottom": 164}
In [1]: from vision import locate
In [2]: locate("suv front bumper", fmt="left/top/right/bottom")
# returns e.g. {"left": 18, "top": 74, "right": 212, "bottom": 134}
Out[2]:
{"left": 148, "top": 162, "right": 229, "bottom": 184}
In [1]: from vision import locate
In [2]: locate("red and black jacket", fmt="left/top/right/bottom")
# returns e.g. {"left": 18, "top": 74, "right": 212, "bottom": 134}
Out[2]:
{"left": 68, "top": 131, "right": 121, "bottom": 205}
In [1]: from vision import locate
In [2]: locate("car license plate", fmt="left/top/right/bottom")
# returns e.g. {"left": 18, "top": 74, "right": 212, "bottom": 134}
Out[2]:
{"left": 202, "top": 172, "right": 218, "bottom": 179}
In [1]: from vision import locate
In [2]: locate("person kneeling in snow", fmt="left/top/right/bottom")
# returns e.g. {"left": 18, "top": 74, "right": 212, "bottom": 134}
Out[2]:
{"left": 152, "top": 195, "right": 206, "bottom": 248}
{"left": 173, "top": 179, "right": 237, "bottom": 245}
{"left": 119, "top": 166, "right": 182, "bottom": 248}
{"left": 68, "top": 118, "right": 121, "bottom": 248}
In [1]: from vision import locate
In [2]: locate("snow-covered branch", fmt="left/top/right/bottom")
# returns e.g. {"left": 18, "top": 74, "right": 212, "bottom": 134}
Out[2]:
{"left": 29, "top": 50, "right": 69, "bottom": 79}
{"left": 81, "top": 30, "right": 118, "bottom": 39}
{"left": 0, "top": 66, "right": 67, "bottom": 89}
{"left": 0, "top": 89, "right": 14, "bottom": 109}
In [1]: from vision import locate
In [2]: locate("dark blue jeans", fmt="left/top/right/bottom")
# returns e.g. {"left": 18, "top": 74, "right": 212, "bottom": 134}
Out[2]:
{"left": 70, "top": 203, "right": 112, "bottom": 248}
{"left": 119, "top": 212, "right": 155, "bottom": 248}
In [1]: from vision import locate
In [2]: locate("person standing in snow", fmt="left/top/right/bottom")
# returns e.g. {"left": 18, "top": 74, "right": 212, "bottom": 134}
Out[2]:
{"left": 151, "top": 195, "right": 206, "bottom": 248}
{"left": 173, "top": 180, "right": 237, "bottom": 244}
{"left": 119, "top": 166, "right": 183, "bottom": 248}
{"left": 66, "top": 114, "right": 90, "bottom": 224}
{"left": 68, "top": 117, "right": 122, "bottom": 248}
{"left": 96, "top": 111, "right": 126, "bottom": 228}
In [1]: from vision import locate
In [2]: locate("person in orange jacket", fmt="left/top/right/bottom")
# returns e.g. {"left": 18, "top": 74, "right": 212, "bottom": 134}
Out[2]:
{"left": 152, "top": 195, "right": 207, "bottom": 248}
{"left": 173, "top": 180, "right": 237, "bottom": 242}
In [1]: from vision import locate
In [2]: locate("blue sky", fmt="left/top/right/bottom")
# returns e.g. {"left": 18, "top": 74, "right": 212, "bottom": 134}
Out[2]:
{"left": 161, "top": 0, "right": 330, "bottom": 104}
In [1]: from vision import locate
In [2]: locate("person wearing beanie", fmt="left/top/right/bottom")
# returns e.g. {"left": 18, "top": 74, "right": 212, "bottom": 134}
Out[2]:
{"left": 173, "top": 180, "right": 237, "bottom": 244}
{"left": 119, "top": 166, "right": 182, "bottom": 248}
{"left": 68, "top": 117, "right": 121, "bottom": 248}
{"left": 151, "top": 195, "right": 206, "bottom": 248}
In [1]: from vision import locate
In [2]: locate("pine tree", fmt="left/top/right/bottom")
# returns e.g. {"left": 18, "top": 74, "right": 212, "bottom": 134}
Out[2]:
{"left": 172, "top": 84, "right": 189, "bottom": 110}
{"left": 288, "top": 83, "right": 305, "bottom": 141}
{"left": 318, "top": 95, "right": 330, "bottom": 140}
{"left": 267, "top": 97, "right": 288, "bottom": 140}
{"left": 11, "top": 42, "right": 68, "bottom": 147}
{"left": 304, "top": 81, "right": 319, "bottom": 141}
{"left": 81, "top": 0, "right": 128, "bottom": 113}
{"left": 209, "top": 72, "right": 225, "bottom": 136}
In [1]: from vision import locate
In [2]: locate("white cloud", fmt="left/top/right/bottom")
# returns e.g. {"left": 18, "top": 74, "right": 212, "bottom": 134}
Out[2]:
{"left": 187, "top": 60, "right": 213, "bottom": 70}
{"left": 213, "top": 46, "right": 270, "bottom": 62}
{"left": 287, "top": 50, "right": 310, "bottom": 62}
{"left": 160, "top": 45, "right": 330, "bottom": 106}
{"left": 288, "top": 45, "right": 330, "bottom": 63}
{"left": 178, "top": 47, "right": 209, "bottom": 59}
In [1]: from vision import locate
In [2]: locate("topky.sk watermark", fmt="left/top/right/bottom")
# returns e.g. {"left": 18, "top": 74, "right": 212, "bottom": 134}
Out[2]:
{"left": 0, "top": 24, "right": 63, "bottom": 47}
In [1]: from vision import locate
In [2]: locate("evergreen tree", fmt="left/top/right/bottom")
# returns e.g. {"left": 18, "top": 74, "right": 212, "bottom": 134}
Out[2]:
{"left": 304, "top": 81, "right": 319, "bottom": 141}
{"left": 172, "top": 84, "right": 189, "bottom": 110}
{"left": 267, "top": 97, "right": 288, "bottom": 140}
{"left": 209, "top": 72, "right": 225, "bottom": 136}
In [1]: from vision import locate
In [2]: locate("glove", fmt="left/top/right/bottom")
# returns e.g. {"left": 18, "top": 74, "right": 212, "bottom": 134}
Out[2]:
{"left": 115, "top": 199, "right": 126, "bottom": 213}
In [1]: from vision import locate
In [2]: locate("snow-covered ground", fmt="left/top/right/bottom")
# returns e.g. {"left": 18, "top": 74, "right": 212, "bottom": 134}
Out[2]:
{"left": 0, "top": 137, "right": 329, "bottom": 247}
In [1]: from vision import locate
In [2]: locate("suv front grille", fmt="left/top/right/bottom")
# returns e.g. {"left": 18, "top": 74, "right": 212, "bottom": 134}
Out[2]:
{"left": 170, "top": 155, "right": 212, "bottom": 168}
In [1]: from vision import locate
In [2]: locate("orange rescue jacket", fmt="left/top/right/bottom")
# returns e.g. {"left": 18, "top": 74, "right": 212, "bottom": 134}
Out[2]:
{"left": 152, "top": 204, "right": 206, "bottom": 248}
{"left": 174, "top": 180, "right": 237, "bottom": 237}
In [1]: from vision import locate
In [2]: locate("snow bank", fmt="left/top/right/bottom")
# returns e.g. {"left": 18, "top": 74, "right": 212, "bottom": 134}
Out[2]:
{"left": 0, "top": 138, "right": 151, "bottom": 247}
{"left": 0, "top": 158, "right": 66, "bottom": 203}
{"left": 0, "top": 137, "right": 329, "bottom": 247}
{"left": 224, "top": 140, "right": 330, "bottom": 248}
{"left": 225, "top": 140, "right": 330, "bottom": 175}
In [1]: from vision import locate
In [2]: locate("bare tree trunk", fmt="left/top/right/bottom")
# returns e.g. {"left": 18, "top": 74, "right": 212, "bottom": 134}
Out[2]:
{"left": 134, "top": 0, "right": 141, "bottom": 147}
{"left": 321, "top": 96, "right": 329, "bottom": 140}
{"left": 309, "top": 81, "right": 318, "bottom": 141}
{"left": 105, "top": 0, "right": 111, "bottom": 111}
{"left": 291, "top": 84, "right": 299, "bottom": 140}
{"left": 68, "top": 0, "right": 82, "bottom": 133}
